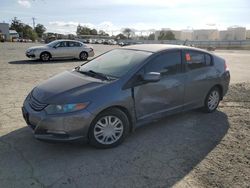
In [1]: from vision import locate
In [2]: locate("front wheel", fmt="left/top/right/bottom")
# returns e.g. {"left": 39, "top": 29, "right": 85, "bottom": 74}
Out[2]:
{"left": 88, "top": 108, "right": 129, "bottom": 149}
{"left": 203, "top": 87, "right": 221, "bottom": 113}
{"left": 79, "top": 51, "right": 88, "bottom": 61}
{"left": 40, "top": 52, "right": 51, "bottom": 62}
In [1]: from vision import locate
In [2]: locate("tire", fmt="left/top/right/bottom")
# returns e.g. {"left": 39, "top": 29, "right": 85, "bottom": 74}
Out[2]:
{"left": 40, "top": 52, "right": 51, "bottom": 62}
{"left": 203, "top": 87, "right": 221, "bottom": 113}
{"left": 88, "top": 108, "right": 129, "bottom": 149}
{"left": 79, "top": 51, "right": 88, "bottom": 61}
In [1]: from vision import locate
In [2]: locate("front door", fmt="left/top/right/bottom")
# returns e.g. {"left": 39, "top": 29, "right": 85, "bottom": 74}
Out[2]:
{"left": 133, "top": 50, "right": 185, "bottom": 121}
{"left": 51, "top": 41, "right": 69, "bottom": 58}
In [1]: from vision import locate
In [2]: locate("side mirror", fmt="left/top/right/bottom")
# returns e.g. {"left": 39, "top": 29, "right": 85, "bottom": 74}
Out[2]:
{"left": 53, "top": 46, "right": 57, "bottom": 49}
{"left": 142, "top": 72, "right": 161, "bottom": 82}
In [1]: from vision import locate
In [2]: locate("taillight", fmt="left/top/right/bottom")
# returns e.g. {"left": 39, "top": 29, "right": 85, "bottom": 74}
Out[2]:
{"left": 224, "top": 62, "right": 229, "bottom": 71}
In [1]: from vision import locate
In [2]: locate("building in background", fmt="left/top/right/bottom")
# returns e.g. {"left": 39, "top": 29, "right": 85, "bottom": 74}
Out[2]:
{"left": 9, "top": 30, "right": 19, "bottom": 40}
{"left": 154, "top": 27, "right": 248, "bottom": 41}
{"left": 193, "top": 29, "right": 219, "bottom": 41}
{"left": 180, "top": 30, "right": 193, "bottom": 41}
{"left": 246, "top": 30, "right": 250, "bottom": 40}
{"left": 0, "top": 23, "right": 10, "bottom": 41}
{"left": 155, "top": 29, "right": 193, "bottom": 41}
{"left": 219, "top": 26, "right": 246, "bottom": 40}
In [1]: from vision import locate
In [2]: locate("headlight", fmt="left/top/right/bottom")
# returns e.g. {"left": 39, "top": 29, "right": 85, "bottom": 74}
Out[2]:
{"left": 45, "top": 103, "right": 89, "bottom": 114}
{"left": 27, "top": 49, "right": 36, "bottom": 53}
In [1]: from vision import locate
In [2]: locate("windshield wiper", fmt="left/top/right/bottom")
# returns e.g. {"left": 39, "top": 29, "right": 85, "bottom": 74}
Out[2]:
{"left": 75, "top": 69, "right": 112, "bottom": 81}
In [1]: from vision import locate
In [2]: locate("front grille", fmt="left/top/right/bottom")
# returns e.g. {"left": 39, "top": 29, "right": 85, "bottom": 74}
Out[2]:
{"left": 29, "top": 95, "right": 48, "bottom": 111}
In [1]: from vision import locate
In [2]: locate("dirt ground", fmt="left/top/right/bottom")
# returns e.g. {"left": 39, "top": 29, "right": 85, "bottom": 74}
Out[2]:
{"left": 0, "top": 42, "right": 249, "bottom": 188}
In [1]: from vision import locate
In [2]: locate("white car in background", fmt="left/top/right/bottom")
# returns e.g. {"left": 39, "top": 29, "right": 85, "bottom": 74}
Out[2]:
{"left": 26, "top": 39, "right": 94, "bottom": 61}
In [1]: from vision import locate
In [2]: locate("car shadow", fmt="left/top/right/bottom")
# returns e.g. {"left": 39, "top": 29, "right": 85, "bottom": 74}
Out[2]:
{"left": 0, "top": 110, "right": 229, "bottom": 187}
{"left": 8, "top": 59, "right": 88, "bottom": 65}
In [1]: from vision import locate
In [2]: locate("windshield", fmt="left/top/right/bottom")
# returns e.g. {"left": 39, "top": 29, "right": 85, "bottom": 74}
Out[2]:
{"left": 79, "top": 49, "right": 152, "bottom": 78}
{"left": 46, "top": 40, "right": 59, "bottom": 47}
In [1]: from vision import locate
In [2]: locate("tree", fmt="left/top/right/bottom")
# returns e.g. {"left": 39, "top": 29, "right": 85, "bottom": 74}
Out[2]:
{"left": 115, "top": 33, "right": 127, "bottom": 40}
{"left": 35, "top": 24, "right": 46, "bottom": 38}
{"left": 76, "top": 24, "right": 82, "bottom": 35}
{"left": 9, "top": 17, "right": 39, "bottom": 41}
{"left": 90, "top": 29, "right": 98, "bottom": 35}
{"left": 148, "top": 33, "right": 155, "bottom": 40}
{"left": 76, "top": 25, "right": 94, "bottom": 35}
{"left": 122, "top": 28, "right": 134, "bottom": 39}
{"left": 23, "top": 25, "right": 37, "bottom": 41}
{"left": 10, "top": 17, "right": 24, "bottom": 33}
{"left": 158, "top": 31, "right": 175, "bottom": 40}
{"left": 98, "top": 30, "right": 109, "bottom": 36}
{"left": 77, "top": 25, "right": 89, "bottom": 35}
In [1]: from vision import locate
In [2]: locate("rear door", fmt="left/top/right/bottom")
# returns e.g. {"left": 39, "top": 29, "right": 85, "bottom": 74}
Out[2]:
{"left": 68, "top": 41, "right": 82, "bottom": 57}
{"left": 51, "top": 41, "right": 69, "bottom": 58}
{"left": 182, "top": 50, "right": 216, "bottom": 109}
{"left": 133, "top": 50, "right": 186, "bottom": 121}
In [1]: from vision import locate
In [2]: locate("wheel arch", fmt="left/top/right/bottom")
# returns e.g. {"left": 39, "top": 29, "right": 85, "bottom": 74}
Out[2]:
{"left": 212, "top": 84, "right": 223, "bottom": 100}
{"left": 40, "top": 51, "right": 52, "bottom": 58}
{"left": 79, "top": 51, "right": 88, "bottom": 59}
{"left": 91, "top": 105, "right": 134, "bottom": 133}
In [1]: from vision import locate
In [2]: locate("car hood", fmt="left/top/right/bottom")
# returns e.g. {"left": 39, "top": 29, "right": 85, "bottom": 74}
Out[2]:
{"left": 32, "top": 71, "right": 106, "bottom": 104}
{"left": 27, "top": 45, "right": 48, "bottom": 51}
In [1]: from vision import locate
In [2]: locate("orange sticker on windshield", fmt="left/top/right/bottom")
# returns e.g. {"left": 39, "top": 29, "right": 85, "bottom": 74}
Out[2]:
{"left": 186, "top": 53, "right": 191, "bottom": 61}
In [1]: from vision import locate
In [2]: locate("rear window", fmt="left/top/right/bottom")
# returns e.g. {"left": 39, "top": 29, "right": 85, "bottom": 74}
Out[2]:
{"left": 184, "top": 51, "right": 212, "bottom": 70}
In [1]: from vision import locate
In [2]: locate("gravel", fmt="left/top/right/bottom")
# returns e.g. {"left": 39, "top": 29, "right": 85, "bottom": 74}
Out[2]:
{"left": 0, "top": 42, "right": 249, "bottom": 188}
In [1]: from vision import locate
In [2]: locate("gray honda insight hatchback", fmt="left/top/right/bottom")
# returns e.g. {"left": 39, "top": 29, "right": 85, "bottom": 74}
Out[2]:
{"left": 22, "top": 44, "right": 230, "bottom": 148}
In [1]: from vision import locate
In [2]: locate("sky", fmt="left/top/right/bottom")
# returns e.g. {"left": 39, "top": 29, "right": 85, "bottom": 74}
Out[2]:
{"left": 0, "top": 0, "right": 250, "bottom": 35}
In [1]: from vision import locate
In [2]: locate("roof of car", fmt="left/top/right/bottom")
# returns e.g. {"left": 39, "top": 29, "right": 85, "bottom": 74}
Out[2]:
{"left": 54, "top": 39, "right": 82, "bottom": 43}
{"left": 122, "top": 44, "right": 209, "bottom": 53}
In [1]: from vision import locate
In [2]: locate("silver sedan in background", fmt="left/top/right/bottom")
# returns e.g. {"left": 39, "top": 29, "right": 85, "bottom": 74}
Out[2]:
{"left": 26, "top": 39, "right": 94, "bottom": 61}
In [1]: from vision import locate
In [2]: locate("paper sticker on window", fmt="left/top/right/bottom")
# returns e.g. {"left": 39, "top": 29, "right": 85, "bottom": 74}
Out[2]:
{"left": 185, "top": 53, "right": 191, "bottom": 61}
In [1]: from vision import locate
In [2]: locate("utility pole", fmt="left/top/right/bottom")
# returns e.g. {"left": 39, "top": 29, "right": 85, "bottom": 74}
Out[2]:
{"left": 32, "top": 17, "right": 36, "bottom": 29}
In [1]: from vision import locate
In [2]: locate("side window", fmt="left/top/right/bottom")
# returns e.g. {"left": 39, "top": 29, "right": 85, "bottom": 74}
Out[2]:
{"left": 205, "top": 54, "right": 212, "bottom": 66}
{"left": 145, "top": 51, "right": 181, "bottom": 76}
{"left": 75, "top": 42, "right": 82, "bottom": 47}
{"left": 68, "top": 41, "right": 75, "bottom": 47}
{"left": 184, "top": 51, "right": 208, "bottom": 70}
{"left": 55, "top": 41, "right": 67, "bottom": 48}
{"left": 68, "top": 42, "right": 82, "bottom": 47}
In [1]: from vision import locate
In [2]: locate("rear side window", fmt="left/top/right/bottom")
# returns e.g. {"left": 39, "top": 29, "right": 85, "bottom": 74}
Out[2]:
{"left": 205, "top": 54, "right": 212, "bottom": 66}
{"left": 68, "top": 41, "right": 82, "bottom": 47}
{"left": 74, "top": 42, "right": 82, "bottom": 47}
{"left": 185, "top": 51, "right": 212, "bottom": 70}
{"left": 145, "top": 51, "right": 182, "bottom": 76}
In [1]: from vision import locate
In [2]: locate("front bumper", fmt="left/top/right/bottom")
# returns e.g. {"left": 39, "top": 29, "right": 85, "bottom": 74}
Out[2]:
{"left": 26, "top": 52, "right": 36, "bottom": 58}
{"left": 22, "top": 98, "right": 95, "bottom": 142}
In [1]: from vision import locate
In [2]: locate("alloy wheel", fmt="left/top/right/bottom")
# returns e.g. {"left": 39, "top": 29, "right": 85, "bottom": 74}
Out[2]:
{"left": 80, "top": 52, "right": 88, "bottom": 60}
{"left": 207, "top": 90, "right": 220, "bottom": 111}
{"left": 41, "top": 53, "right": 50, "bottom": 61}
{"left": 94, "top": 115, "right": 124, "bottom": 145}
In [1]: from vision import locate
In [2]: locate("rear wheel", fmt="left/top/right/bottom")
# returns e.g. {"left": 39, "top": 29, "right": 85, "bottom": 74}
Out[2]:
{"left": 88, "top": 108, "right": 129, "bottom": 148}
{"left": 203, "top": 87, "right": 221, "bottom": 113}
{"left": 79, "top": 51, "right": 88, "bottom": 61}
{"left": 40, "top": 52, "right": 51, "bottom": 62}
